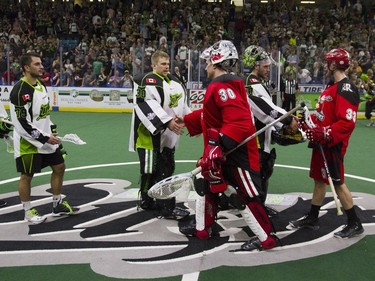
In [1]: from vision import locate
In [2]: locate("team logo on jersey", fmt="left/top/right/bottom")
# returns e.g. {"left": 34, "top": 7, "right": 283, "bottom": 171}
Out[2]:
{"left": 22, "top": 94, "right": 31, "bottom": 102}
{"left": 30, "top": 129, "right": 41, "bottom": 139}
{"left": 270, "top": 109, "right": 278, "bottom": 119}
{"left": 147, "top": 112, "right": 156, "bottom": 121}
{"left": 318, "top": 95, "right": 333, "bottom": 104}
{"left": 169, "top": 93, "right": 182, "bottom": 108}
{"left": 342, "top": 83, "right": 353, "bottom": 92}
{"left": 146, "top": 78, "right": 156, "bottom": 84}
{"left": 36, "top": 103, "right": 50, "bottom": 121}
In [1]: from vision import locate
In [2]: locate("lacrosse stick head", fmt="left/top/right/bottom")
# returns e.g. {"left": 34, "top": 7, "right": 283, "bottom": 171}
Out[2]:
{"left": 148, "top": 173, "right": 194, "bottom": 200}
{"left": 58, "top": 134, "right": 86, "bottom": 145}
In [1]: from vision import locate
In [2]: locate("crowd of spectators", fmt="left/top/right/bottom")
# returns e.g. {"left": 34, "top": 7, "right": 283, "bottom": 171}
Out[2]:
{"left": 0, "top": 0, "right": 374, "bottom": 97}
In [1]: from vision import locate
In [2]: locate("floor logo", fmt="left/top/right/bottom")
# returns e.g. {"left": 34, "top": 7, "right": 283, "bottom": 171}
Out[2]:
{"left": 0, "top": 178, "right": 374, "bottom": 279}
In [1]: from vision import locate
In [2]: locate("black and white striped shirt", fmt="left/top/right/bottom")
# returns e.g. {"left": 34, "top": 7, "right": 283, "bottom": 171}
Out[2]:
{"left": 283, "top": 79, "right": 299, "bottom": 95}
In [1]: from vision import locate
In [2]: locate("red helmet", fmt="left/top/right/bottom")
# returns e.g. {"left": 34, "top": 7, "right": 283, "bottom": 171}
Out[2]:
{"left": 324, "top": 48, "right": 350, "bottom": 70}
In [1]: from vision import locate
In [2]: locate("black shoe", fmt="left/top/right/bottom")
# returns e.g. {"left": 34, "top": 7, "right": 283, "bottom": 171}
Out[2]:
{"left": 52, "top": 200, "right": 79, "bottom": 216}
{"left": 0, "top": 200, "right": 7, "bottom": 208}
{"left": 139, "top": 197, "right": 156, "bottom": 210}
{"left": 289, "top": 215, "right": 319, "bottom": 230}
{"left": 179, "top": 221, "right": 197, "bottom": 237}
{"left": 265, "top": 205, "right": 279, "bottom": 217}
{"left": 334, "top": 221, "right": 364, "bottom": 239}
{"left": 241, "top": 237, "right": 262, "bottom": 251}
{"left": 162, "top": 206, "right": 190, "bottom": 220}
{"left": 241, "top": 235, "right": 280, "bottom": 251}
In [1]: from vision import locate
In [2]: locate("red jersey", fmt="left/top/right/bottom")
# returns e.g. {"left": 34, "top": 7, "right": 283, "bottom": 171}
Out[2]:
{"left": 185, "top": 74, "right": 260, "bottom": 172}
{"left": 312, "top": 77, "right": 359, "bottom": 152}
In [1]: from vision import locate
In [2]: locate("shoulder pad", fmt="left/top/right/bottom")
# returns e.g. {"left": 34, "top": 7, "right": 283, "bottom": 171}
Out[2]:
{"left": 337, "top": 78, "right": 360, "bottom": 106}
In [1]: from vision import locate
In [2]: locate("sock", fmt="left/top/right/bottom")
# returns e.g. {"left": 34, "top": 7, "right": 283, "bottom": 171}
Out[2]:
{"left": 345, "top": 206, "right": 359, "bottom": 224}
{"left": 309, "top": 204, "right": 321, "bottom": 218}
{"left": 53, "top": 194, "right": 62, "bottom": 208}
{"left": 22, "top": 201, "right": 32, "bottom": 211}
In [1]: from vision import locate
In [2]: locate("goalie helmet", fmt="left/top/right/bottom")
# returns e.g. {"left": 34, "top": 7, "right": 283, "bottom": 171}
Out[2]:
{"left": 200, "top": 40, "right": 238, "bottom": 68}
{"left": 324, "top": 48, "right": 350, "bottom": 70}
{"left": 243, "top": 45, "right": 272, "bottom": 68}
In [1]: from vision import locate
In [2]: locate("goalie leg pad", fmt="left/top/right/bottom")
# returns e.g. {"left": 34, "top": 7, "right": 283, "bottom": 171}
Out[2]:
{"left": 195, "top": 194, "right": 218, "bottom": 239}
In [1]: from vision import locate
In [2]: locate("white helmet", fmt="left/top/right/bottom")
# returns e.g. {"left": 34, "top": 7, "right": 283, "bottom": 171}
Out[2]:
{"left": 243, "top": 45, "right": 273, "bottom": 68}
{"left": 200, "top": 40, "right": 238, "bottom": 68}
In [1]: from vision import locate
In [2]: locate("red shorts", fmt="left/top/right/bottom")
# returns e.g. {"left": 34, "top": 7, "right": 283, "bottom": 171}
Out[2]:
{"left": 309, "top": 144, "right": 344, "bottom": 185}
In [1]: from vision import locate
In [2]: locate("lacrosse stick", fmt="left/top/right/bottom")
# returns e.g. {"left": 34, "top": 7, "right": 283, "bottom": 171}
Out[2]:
{"left": 57, "top": 134, "right": 86, "bottom": 145}
{"left": 301, "top": 104, "right": 343, "bottom": 216}
{"left": 2, "top": 120, "right": 86, "bottom": 145}
{"left": 148, "top": 103, "right": 304, "bottom": 199}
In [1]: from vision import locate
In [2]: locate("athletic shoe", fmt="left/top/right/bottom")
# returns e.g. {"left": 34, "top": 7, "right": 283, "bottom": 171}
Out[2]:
{"left": 366, "top": 121, "right": 374, "bottom": 127}
{"left": 334, "top": 221, "right": 364, "bottom": 238}
{"left": 265, "top": 205, "right": 279, "bottom": 217}
{"left": 25, "top": 208, "right": 46, "bottom": 224}
{"left": 139, "top": 197, "right": 156, "bottom": 210}
{"left": 179, "top": 222, "right": 197, "bottom": 237}
{"left": 241, "top": 235, "right": 280, "bottom": 251}
{"left": 0, "top": 200, "right": 7, "bottom": 208}
{"left": 162, "top": 206, "right": 190, "bottom": 220}
{"left": 289, "top": 214, "right": 319, "bottom": 230}
{"left": 241, "top": 237, "right": 262, "bottom": 251}
{"left": 52, "top": 200, "right": 79, "bottom": 216}
{"left": 179, "top": 223, "right": 212, "bottom": 239}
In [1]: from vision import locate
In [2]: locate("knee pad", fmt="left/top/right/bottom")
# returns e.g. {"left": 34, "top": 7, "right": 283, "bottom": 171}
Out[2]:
{"left": 194, "top": 173, "right": 209, "bottom": 196}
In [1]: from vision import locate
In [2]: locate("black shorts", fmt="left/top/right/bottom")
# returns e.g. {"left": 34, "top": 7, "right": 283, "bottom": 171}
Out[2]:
{"left": 16, "top": 149, "right": 64, "bottom": 174}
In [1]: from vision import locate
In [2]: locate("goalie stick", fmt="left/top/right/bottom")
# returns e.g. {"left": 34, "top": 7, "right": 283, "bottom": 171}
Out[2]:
{"left": 301, "top": 104, "right": 343, "bottom": 216}
{"left": 148, "top": 103, "right": 304, "bottom": 200}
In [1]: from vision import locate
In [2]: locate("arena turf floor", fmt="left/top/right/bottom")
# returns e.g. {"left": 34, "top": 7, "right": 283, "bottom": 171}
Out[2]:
{"left": 0, "top": 111, "right": 374, "bottom": 281}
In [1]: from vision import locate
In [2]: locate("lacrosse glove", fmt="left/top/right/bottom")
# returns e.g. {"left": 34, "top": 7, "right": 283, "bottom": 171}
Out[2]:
{"left": 305, "top": 126, "right": 332, "bottom": 145}
{"left": 200, "top": 128, "right": 227, "bottom": 193}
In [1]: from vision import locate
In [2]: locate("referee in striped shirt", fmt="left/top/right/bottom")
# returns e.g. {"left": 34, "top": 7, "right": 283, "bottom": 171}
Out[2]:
{"left": 281, "top": 73, "right": 300, "bottom": 111}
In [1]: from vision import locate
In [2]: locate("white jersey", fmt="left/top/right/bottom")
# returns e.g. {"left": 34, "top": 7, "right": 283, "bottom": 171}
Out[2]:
{"left": 246, "top": 75, "right": 287, "bottom": 153}
{"left": 9, "top": 78, "right": 57, "bottom": 158}
{"left": 129, "top": 72, "right": 191, "bottom": 152}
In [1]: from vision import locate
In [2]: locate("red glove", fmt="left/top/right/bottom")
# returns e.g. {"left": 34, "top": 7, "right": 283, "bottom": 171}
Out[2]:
{"left": 305, "top": 126, "right": 332, "bottom": 144}
{"left": 200, "top": 128, "right": 227, "bottom": 193}
{"left": 298, "top": 119, "right": 310, "bottom": 132}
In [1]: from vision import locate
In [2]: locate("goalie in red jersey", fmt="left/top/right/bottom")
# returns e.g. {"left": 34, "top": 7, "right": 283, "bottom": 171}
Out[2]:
{"left": 177, "top": 40, "right": 280, "bottom": 251}
{"left": 289, "top": 48, "right": 364, "bottom": 238}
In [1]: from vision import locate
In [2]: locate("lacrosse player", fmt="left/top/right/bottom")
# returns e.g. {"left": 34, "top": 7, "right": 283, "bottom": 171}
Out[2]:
{"left": 289, "top": 48, "right": 364, "bottom": 238}
{"left": 179, "top": 40, "right": 280, "bottom": 251}
{"left": 9, "top": 52, "right": 78, "bottom": 224}
{"left": 243, "top": 45, "right": 299, "bottom": 217}
{"left": 129, "top": 50, "right": 190, "bottom": 220}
